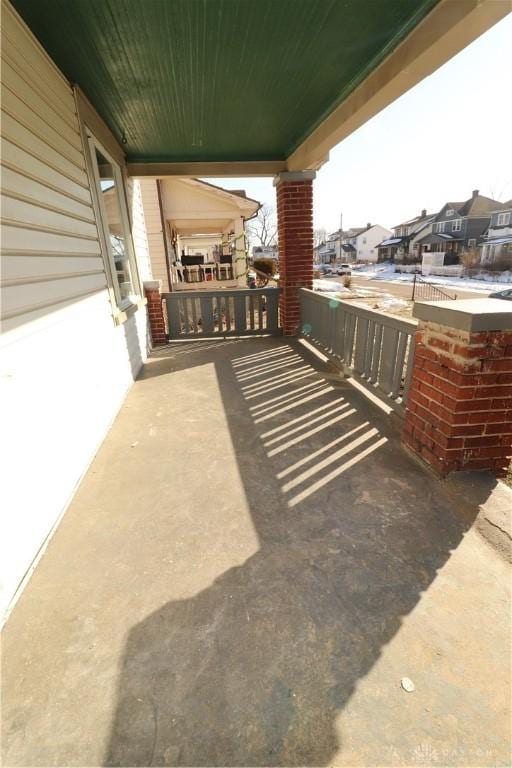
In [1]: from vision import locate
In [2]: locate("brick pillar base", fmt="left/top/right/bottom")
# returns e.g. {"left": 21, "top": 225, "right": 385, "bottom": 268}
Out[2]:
{"left": 144, "top": 280, "right": 167, "bottom": 346}
{"left": 403, "top": 300, "right": 512, "bottom": 476}
{"left": 274, "top": 171, "right": 315, "bottom": 335}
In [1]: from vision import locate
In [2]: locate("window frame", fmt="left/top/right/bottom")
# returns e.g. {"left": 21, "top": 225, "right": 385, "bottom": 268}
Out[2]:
{"left": 467, "top": 238, "right": 477, "bottom": 248}
{"left": 497, "top": 212, "right": 511, "bottom": 226}
{"left": 452, "top": 219, "right": 462, "bottom": 232}
{"left": 86, "top": 133, "right": 142, "bottom": 313}
{"left": 436, "top": 221, "right": 446, "bottom": 233}
{"left": 446, "top": 208, "right": 455, "bottom": 216}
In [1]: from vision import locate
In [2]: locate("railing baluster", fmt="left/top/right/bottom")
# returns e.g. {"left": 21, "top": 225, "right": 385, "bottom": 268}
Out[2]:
{"left": 266, "top": 290, "right": 278, "bottom": 332}
{"left": 353, "top": 317, "right": 369, "bottom": 374}
{"left": 234, "top": 293, "right": 246, "bottom": 332}
{"left": 370, "top": 323, "right": 383, "bottom": 383}
{"left": 167, "top": 295, "right": 181, "bottom": 339}
{"left": 391, "top": 331, "right": 408, "bottom": 397}
{"left": 379, "top": 327, "right": 399, "bottom": 395}
{"left": 363, "top": 320, "right": 375, "bottom": 377}
{"left": 201, "top": 296, "right": 214, "bottom": 334}
{"left": 191, "top": 297, "right": 198, "bottom": 333}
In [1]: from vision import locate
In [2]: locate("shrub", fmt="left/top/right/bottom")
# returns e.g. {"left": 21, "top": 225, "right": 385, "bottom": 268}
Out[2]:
{"left": 253, "top": 258, "right": 277, "bottom": 276}
{"left": 342, "top": 275, "right": 352, "bottom": 289}
{"left": 460, "top": 249, "right": 481, "bottom": 269}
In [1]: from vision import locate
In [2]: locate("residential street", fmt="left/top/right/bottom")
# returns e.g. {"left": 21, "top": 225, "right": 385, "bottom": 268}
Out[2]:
{"left": 350, "top": 276, "right": 493, "bottom": 301}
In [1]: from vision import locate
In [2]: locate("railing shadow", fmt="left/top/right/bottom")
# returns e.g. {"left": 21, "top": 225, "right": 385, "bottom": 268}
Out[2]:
{"left": 105, "top": 339, "right": 478, "bottom": 767}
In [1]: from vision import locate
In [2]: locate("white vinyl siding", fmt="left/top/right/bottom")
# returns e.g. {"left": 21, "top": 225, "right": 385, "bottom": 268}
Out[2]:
{"left": 127, "top": 177, "right": 153, "bottom": 282}
{"left": 0, "top": 2, "right": 148, "bottom": 620}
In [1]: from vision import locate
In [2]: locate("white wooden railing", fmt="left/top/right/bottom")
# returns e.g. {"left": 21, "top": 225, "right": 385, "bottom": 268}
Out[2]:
{"left": 300, "top": 289, "right": 417, "bottom": 413}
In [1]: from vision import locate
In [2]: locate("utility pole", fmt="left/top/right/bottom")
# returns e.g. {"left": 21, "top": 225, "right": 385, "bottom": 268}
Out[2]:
{"left": 338, "top": 210, "right": 343, "bottom": 260}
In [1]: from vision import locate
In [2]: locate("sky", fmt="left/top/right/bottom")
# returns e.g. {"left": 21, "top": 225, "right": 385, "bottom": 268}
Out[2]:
{"left": 207, "top": 12, "right": 512, "bottom": 235}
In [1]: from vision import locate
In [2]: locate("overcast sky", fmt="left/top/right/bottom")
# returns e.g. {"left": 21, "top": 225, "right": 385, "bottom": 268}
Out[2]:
{"left": 207, "top": 12, "right": 511, "bottom": 235}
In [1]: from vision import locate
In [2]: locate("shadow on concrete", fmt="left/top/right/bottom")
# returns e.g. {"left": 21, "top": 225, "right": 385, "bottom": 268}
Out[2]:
{"left": 105, "top": 339, "right": 478, "bottom": 767}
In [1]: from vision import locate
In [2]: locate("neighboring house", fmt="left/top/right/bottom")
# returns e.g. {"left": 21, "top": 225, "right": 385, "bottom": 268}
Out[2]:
{"left": 377, "top": 209, "right": 436, "bottom": 262}
{"left": 416, "top": 190, "right": 505, "bottom": 262}
{"left": 139, "top": 179, "right": 260, "bottom": 291}
{"left": 313, "top": 240, "right": 336, "bottom": 264}
{"left": 480, "top": 206, "right": 512, "bottom": 266}
{"left": 345, "top": 223, "right": 392, "bottom": 263}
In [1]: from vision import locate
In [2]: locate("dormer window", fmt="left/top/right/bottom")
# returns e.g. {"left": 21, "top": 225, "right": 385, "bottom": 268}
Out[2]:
{"left": 446, "top": 209, "right": 455, "bottom": 216}
{"left": 452, "top": 219, "right": 462, "bottom": 232}
{"left": 497, "top": 212, "right": 511, "bottom": 226}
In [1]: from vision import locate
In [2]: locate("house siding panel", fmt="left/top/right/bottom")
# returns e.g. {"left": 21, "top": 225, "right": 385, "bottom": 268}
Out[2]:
{"left": 0, "top": 2, "right": 149, "bottom": 620}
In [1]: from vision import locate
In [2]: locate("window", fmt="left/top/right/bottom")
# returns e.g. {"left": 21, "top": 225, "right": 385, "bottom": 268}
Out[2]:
{"left": 452, "top": 219, "right": 462, "bottom": 232}
{"left": 468, "top": 238, "right": 477, "bottom": 248}
{"left": 446, "top": 208, "right": 455, "bottom": 216}
{"left": 88, "top": 136, "right": 140, "bottom": 309}
{"left": 363, "top": 237, "right": 367, "bottom": 244}
{"left": 436, "top": 222, "right": 446, "bottom": 233}
{"left": 497, "top": 212, "right": 511, "bottom": 226}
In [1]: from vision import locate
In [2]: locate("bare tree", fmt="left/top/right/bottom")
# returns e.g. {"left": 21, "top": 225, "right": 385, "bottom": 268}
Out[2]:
{"left": 246, "top": 204, "right": 277, "bottom": 248}
{"left": 314, "top": 228, "right": 327, "bottom": 247}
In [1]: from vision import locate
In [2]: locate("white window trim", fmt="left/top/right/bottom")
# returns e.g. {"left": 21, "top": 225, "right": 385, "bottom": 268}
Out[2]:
{"left": 468, "top": 238, "right": 477, "bottom": 248}
{"left": 87, "top": 133, "right": 143, "bottom": 316}
{"left": 436, "top": 222, "right": 446, "bottom": 233}
{"left": 452, "top": 219, "right": 462, "bottom": 232}
{"left": 446, "top": 209, "right": 454, "bottom": 216}
{"left": 497, "top": 212, "right": 510, "bottom": 226}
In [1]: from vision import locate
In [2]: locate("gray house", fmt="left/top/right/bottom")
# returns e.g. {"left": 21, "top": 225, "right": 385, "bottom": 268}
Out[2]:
{"left": 416, "top": 190, "right": 504, "bottom": 262}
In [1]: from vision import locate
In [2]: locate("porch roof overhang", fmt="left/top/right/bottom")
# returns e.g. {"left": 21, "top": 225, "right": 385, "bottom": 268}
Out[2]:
{"left": 11, "top": 0, "right": 510, "bottom": 176}
{"left": 378, "top": 238, "right": 404, "bottom": 247}
{"left": 417, "top": 232, "right": 457, "bottom": 245}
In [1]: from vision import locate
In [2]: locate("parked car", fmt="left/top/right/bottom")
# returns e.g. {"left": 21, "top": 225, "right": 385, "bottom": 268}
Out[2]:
{"left": 336, "top": 264, "right": 352, "bottom": 275}
{"left": 489, "top": 289, "right": 512, "bottom": 301}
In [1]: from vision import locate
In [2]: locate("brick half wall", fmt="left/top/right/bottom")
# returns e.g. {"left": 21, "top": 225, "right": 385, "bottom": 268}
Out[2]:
{"left": 403, "top": 319, "right": 512, "bottom": 476}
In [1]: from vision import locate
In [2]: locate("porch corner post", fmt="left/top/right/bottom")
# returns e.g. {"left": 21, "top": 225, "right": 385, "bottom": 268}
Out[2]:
{"left": 144, "top": 280, "right": 167, "bottom": 346}
{"left": 402, "top": 299, "right": 512, "bottom": 477}
{"left": 274, "top": 170, "right": 316, "bottom": 336}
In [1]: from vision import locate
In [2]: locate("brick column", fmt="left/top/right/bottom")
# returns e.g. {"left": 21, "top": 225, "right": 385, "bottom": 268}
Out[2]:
{"left": 274, "top": 171, "right": 315, "bottom": 335}
{"left": 144, "top": 280, "right": 167, "bottom": 346}
{"left": 403, "top": 299, "right": 512, "bottom": 476}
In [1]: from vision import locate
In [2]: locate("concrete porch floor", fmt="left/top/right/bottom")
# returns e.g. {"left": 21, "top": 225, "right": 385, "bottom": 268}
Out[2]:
{"left": 2, "top": 337, "right": 511, "bottom": 767}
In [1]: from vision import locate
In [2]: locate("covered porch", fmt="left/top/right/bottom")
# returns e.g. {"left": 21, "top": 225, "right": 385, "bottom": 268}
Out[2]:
{"left": 3, "top": 336, "right": 510, "bottom": 766}
{"left": 2, "top": 1, "right": 512, "bottom": 765}
{"left": 139, "top": 178, "right": 260, "bottom": 292}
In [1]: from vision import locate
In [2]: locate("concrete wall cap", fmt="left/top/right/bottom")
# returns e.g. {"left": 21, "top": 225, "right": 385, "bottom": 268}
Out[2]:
{"left": 143, "top": 280, "right": 162, "bottom": 291}
{"left": 413, "top": 298, "right": 512, "bottom": 332}
{"left": 273, "top": 171, "right": 317, "bottom": 186}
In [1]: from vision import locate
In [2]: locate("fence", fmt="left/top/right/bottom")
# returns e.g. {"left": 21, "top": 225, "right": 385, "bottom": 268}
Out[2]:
{"left": 163, "top": 287, "right": 280, "bottom": 339}
{"left": 411, "top": 274, "right": 456, "bottom": 301}
{"left": 300, "top": 289, "right": 417, "bottom": 412}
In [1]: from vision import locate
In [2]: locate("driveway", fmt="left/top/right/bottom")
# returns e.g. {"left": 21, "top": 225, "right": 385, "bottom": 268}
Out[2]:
{"left": 2, "top": 338, "right": 510, "bottom": 766}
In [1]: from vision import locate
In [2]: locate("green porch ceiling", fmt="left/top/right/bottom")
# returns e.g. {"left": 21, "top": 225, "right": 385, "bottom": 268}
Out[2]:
{"left": 12, "top": 0, "right": 440, "bottom": 163}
